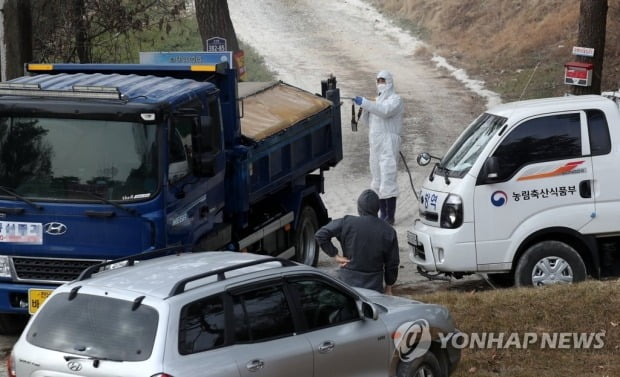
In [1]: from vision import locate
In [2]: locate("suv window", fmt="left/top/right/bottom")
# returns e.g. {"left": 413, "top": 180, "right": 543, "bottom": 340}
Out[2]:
{"left": 26, "top": 293, "right": 158, "bottom": 362}
{"left": 492, "top": 113, "right": 582, "bottom": 181}
{"left": 289, "top": 279, "right": 359, "bottom": 330}
{"left": 232, "top": 285, "right": 294, "bottom": 342}
{"left": 179, "top": 295, "right": 226, "bottom": 355}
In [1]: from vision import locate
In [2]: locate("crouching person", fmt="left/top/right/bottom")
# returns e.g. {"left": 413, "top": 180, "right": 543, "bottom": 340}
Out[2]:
{"left": 314, "top": 189, "right": 400, "bottom": 294}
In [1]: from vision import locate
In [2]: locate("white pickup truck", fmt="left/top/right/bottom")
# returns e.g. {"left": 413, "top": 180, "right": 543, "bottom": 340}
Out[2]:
{"left": 409, "top": 91, "right": 620, "bottom": 287}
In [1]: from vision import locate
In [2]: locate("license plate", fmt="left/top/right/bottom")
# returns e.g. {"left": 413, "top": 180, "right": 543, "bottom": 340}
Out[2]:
{"left": 28, "top": 289, "right": 53, "bottom": 315}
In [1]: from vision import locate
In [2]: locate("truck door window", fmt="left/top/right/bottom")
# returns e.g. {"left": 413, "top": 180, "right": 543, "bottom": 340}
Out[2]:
{"left": 206, "top": 97, "right": 223, "bottom": 155}
{"left": 492, "top": 113, "right": 582, "bottom": 181}
{"left": 587, "top": 110, "right": 611, "bottom": 155}
{"left": 169, "top": 126, "right": 190, "bottom": 181}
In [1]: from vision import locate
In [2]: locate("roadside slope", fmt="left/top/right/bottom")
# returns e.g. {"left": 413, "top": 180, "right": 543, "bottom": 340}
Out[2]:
{"left": 373, "top": 0, "right": 620, "bottom": 101}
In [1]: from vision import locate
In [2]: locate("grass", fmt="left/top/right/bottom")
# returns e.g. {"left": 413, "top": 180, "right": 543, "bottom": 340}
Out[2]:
{"left": 404, "top": 280, "right": 620, "bottom": 377}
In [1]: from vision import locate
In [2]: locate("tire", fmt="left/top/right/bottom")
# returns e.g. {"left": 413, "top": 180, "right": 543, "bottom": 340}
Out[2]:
{"left": 397, "top": 351, "right": 445, "bottom": 377}
{"left": 0, "top": 313, "right": 29, "bottom": 336}
{"left": 295, "top": 206, "right": 319, "bottom": 266}
{"left": 515, "top": 240, "right": 587, "bottom": 287}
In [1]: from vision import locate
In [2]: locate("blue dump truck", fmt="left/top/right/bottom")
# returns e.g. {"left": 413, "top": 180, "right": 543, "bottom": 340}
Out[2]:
{"left": 0, "top": 62, "right": 342, "bottom": 333}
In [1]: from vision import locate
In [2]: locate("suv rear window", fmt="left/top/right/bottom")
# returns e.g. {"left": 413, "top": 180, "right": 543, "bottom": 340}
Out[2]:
{"left": 26, "top": 293, "right": 158, "bottom": 362}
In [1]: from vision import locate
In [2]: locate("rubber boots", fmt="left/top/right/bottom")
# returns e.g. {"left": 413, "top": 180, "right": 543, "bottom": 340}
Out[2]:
{"left": 379, "top": 199, "right": 388, "bottom": 221}
{"left": 385, "top": 197, "right": 397, "bottom": 225}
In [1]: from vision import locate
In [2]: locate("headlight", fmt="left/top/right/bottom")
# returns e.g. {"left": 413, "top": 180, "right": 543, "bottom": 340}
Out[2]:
{"left": 0, "top": 256, "right": 12, "bottom": 278}
{"left": 440, "top": 194, "right": 463, "bottom": 228}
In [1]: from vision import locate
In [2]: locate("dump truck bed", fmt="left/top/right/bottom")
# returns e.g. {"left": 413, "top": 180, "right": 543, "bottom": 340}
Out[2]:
{"left": 228, "top": 80, "right": 342, "bottom": 213}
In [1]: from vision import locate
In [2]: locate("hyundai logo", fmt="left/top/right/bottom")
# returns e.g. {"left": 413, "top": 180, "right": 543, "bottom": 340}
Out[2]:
{"left": 44, "top": 222, "right": 67, "bottom": 235}
{"left": 67, "top": 361, "right": 82, "bottom": 371}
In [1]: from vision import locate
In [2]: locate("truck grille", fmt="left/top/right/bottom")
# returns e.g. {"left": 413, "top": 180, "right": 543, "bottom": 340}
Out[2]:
{"left": 11, "top": 257, "right": 103, "bottom": 283}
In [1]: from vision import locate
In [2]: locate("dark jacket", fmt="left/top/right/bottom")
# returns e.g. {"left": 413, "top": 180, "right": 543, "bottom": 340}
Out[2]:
{"left": 315, "top": 189, "right": 400, "bottom": 293}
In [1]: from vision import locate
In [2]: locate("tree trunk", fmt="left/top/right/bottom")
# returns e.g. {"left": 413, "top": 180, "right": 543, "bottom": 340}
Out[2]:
{"left": 0, "top": 0, "right": 32, "bottom": 80}
{"left": 572, "top": 0, "right": 607, "bottom": 95}
{"left": 72, "top": 0, "right": 90, "bottom": 63}
{"left": 194, "top": 0, "right": 239, "bottom": 53}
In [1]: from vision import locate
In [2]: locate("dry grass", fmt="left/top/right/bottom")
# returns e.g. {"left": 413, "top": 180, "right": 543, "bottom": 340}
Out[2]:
{"left": 406, "top": 280, "right": 620, "bottom": 377}
{"left": 372, "top": 0, "right": 620, "bottom": 100}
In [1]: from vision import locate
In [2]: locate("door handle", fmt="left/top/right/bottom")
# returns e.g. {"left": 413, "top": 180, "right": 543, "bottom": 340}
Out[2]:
{"left": 318, "top": 341, "right": 335, "bottom": 354}
{"left": 579, "top": 180, "right": 592, "bottom": 199}
{"left": 245, "top": 359, "right": 265, "bottom": 372}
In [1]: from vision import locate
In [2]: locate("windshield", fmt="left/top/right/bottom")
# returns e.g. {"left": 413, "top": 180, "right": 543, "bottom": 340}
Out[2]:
{"left": 0, "top": 117, "right": 159, "bottom": 202}
{"left": 27, "top": 293, "right": 158, "bottom": 362}
{"left": 440, "top": 113, "right": 507, "bottom": 177}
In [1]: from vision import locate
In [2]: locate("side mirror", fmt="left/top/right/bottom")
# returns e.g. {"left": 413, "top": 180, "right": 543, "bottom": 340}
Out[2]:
{"left": 479, "top": 156, "right": 500, "bottom": 184}
{"left": 361, "top": 301, "right": 378, "bottom": 320}
{"left": 416, "top": 152, "right": 431, "bottom": 166}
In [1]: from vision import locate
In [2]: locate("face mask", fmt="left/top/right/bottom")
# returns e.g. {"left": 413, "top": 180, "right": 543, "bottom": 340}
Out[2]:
{"left": 376, "top": 83, "right": 386, "bottom": 94}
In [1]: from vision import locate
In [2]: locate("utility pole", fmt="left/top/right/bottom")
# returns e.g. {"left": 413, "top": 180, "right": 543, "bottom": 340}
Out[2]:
{"left": 571, "top": 0, "right": 608, "bottom": 95}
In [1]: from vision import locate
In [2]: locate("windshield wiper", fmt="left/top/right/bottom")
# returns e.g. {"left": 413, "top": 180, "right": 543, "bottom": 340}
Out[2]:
{"left": 0, "top": 185, "right": 43, "bottom": 210}
{"left": 67, "top": 189, "right": 139, "bottom": 216}
{"left": 64, "top": 355, "right": 123, "bottom": 368}
{"left": 434, "top": 164, "right": 451, "bottom": 185}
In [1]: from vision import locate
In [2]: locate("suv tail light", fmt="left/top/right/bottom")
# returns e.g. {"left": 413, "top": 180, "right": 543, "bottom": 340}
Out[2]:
{"left": 151, "top": 374, "right": 174, "bottom": 377}
{"left": 7, "top": 350, "right": 16, "bottom": 377}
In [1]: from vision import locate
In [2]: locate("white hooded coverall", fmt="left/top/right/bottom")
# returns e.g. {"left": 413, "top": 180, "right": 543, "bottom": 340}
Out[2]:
{"left": 359, "top": 71, "right": 404, "bottom": 199}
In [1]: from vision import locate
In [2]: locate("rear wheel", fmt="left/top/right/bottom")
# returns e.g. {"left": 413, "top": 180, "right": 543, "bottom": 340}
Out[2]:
{"left": 515, "top": 240, "right": 587, "bottom": 287}
{"left": 0, "top": 313, "right": 29, "bottom": 335}
{"left": 397, "top": 351, "right": 445, "bottom": 377}
{"left": 295, "top": 206, "right": 319, "bottom": 266}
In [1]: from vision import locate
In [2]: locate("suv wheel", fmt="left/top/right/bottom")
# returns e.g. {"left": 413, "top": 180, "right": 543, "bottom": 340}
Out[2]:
{"left": 397, "top": 352, "right": 444, "bottom": 377}
{"left": 515, "top": 240, "right": 586, "bottom": 287}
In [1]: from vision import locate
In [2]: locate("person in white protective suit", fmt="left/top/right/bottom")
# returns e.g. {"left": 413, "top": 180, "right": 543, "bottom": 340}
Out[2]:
{"left": 353, "top": 70, "right": 404, "bottom": 225}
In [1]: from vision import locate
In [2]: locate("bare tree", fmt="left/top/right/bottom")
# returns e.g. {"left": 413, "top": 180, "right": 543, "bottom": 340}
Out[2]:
{"left": 31, "top": 0, "right": 187, "bottom": 63}
{"left": 194, "top": 0, "right": 239, "bottom": 52}
{"left": 572, "top": 0, "right": 608, "bottom": 95}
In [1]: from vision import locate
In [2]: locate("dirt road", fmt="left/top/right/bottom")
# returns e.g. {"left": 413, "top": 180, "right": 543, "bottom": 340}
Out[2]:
{"left": 228, "top": 0, "right": 494, "bottom": 294}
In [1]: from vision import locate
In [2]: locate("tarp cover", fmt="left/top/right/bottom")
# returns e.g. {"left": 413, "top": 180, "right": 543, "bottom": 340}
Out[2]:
{"left": 239, "top": 82, "right": 332, "bottom": 141}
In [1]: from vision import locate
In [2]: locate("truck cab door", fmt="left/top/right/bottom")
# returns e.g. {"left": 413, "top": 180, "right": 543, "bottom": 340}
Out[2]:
{"left": 166, "top": 97, "right": 226, "bottom": 247}
{"left": 473, "top": 111, "right": 595, "bottom": 269}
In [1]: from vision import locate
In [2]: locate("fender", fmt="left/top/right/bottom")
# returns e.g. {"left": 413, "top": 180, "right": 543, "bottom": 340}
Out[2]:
{"left": 512, "top": 227, "right": 600, "bottom": 278}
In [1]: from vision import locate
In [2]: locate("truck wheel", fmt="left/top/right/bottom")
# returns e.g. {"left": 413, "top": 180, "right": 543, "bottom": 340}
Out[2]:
{"left": 397, "top": 351, "right": 445, "bottom": 377}
{"left": 515, "top": 240, "right": 586, "bottom": 287}
{"left": 0, "top": 313, "right": 29, "bottom": 335}
{"left": 295, "top": 206, "right": 319, "bottom": 266}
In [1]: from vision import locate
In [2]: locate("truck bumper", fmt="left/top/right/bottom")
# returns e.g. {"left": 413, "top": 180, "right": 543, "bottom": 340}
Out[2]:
{"left": 0, "top": 282, "right": 52, "bottom": 314}
{"left": 408, "top": 219, "right": 477, "bottom": 273}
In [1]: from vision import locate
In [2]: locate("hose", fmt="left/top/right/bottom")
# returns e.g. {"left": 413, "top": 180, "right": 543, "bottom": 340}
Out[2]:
{"left": 399, "top": 151, "right": 418, "bottom": 200}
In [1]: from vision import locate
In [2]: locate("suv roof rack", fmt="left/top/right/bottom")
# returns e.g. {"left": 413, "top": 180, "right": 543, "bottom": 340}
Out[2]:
{"left": 168, "top": 257, "right": 297, "bottom": 297}
{"left": 76, "top": 245, "right": 186, "bottom": 282}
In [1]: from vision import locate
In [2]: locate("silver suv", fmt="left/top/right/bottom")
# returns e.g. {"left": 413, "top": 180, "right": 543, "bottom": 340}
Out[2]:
{"left": 9, "top": 250, "right": 460, "bottom": 377}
